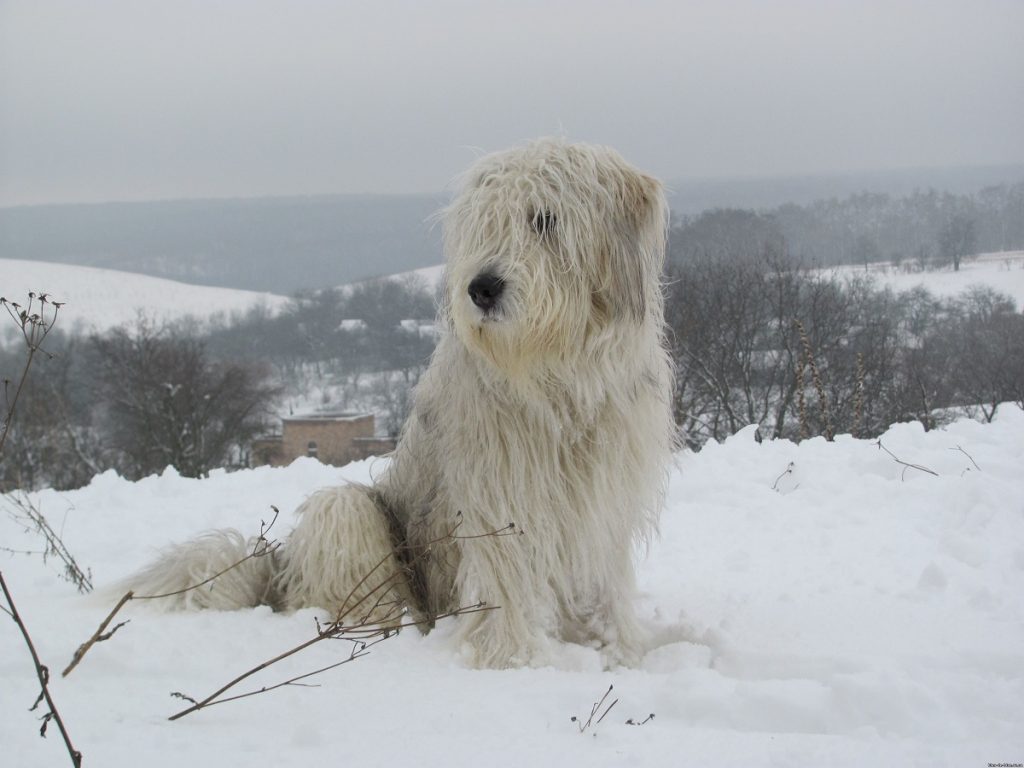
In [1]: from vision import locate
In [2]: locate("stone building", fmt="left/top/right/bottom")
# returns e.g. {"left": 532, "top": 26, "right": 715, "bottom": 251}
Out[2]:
{"left": 251, "top": 412, "right": 396, "bottom": 468}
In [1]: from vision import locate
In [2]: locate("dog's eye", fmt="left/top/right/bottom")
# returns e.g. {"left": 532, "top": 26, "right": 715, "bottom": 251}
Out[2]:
{"left": 530, "top": 210, "right": 556, "bottom": 237}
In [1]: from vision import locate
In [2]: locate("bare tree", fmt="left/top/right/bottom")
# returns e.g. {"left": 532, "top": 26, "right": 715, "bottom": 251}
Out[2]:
{"left": 947, "top": 287, "right": 1024, "bottom": 421}
{"left": 90, "top": 320, "right": 280, "bottom": 478}
{"left": 937, "top": 211, "right": 977, "bottom": 272}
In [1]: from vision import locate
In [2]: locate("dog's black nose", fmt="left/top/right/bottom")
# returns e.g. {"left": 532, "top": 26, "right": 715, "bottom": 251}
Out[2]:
{"left": 468, "top": 273, "right": 505, "bottom": 312}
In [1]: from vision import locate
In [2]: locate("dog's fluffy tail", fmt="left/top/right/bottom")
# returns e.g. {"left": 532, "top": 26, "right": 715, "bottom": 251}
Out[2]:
{"left": 120, "top": 486, "right": 411, "bottom": 619}
{"left": 120, "top": 529, "right": 280, "bottom": 610}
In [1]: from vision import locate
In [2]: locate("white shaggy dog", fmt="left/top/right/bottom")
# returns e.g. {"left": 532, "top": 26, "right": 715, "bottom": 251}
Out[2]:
{"left": 128, "top": 138, "right": 675, "bottom": 668}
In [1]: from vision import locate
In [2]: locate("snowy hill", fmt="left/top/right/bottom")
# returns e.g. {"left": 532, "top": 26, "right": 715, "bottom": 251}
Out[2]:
{"left": 2, "top": 411, "right": 1022, "bottom": 766}
{"left": 830, "top": 250, "right": 1024, "bottom": 307}
{"left": 1, "top": 258, "right": 289, "bottom": 341}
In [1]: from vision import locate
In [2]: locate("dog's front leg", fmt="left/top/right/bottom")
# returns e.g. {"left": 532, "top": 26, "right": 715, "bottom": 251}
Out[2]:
{"left": 450, "top": 537, "right": 554, "bottom": 668}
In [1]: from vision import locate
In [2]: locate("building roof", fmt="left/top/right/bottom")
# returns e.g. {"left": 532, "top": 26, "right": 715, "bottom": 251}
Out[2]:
{"left": 281, "top": 411, "right": 372, "bottom": 424}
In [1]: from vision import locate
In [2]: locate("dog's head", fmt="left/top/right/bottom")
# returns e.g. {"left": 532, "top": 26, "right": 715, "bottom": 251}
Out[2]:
{"left": 442, "top": 138, "right": 667, "bottom": 375}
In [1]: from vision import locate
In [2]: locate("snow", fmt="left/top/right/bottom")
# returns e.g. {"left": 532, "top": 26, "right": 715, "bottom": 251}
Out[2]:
{"left": 3, "top": 410, "right": 1023, "bottom": 766}
{"left": 386, "top": 262, "right": 445, "bottom": 290}
{"left": 0, "top": 258, "right": 289, "bottom": 341}
{"left": 830, "top": 250, "right": 1024, "bottom": 308}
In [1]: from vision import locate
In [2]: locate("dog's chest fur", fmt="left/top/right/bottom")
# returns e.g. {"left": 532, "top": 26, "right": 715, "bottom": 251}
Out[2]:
{"left": 380, "top": 335, "right": 667, "bottom": 629}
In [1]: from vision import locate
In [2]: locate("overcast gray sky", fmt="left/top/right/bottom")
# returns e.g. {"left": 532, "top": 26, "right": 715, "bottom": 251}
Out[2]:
{"left": 1, "top": 0, "right": 1022, "bottom": 206}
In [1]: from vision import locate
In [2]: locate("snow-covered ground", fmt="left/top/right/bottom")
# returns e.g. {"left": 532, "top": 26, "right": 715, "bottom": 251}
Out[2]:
{"left": 0, "top": 258, "right": 289, "bottom": 341}
{"left": 830, "top": 250, "right": 1024, "bottom": 308}
{"left": 2, "top": 409, "right": 1022, "bottom": 766}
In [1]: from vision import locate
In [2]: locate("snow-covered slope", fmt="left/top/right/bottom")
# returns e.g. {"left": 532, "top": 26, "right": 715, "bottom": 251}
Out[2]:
{"left": 2, "top": 410, "right": 1022, "bottom": 766}
{"left": 1, "top": 258, "right": 289, "bottom": 339}
{"left": 831, "top": 250, "right": 1024, "bottom": 307}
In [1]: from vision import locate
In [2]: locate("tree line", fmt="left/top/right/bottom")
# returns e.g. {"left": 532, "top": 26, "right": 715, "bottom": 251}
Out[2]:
{"left": 665, "top": 246, "right": 1024, "bottom": 448}
{"left": 672, "top": 182, "right": 1024, "bottom": 270}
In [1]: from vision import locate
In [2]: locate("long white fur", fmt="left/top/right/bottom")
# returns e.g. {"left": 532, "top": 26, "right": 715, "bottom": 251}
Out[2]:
{"left": 125, "top": 138, "right": 675, "bottom": 669}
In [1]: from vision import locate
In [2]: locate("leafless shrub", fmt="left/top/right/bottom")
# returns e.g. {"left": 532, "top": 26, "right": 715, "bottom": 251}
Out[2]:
{"left": 3, "top": 492, "right": 92, "bottom": 593}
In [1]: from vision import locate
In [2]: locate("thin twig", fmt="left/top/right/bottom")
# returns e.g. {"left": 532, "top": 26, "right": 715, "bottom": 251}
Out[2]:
{"left": 168, "top": 601, "right": 493, "bottom": 721}
{"left": 451, "top": 522, "right": 521, "bottom": 539}
{"left": 63, "top": 509, "right": 281, "bottom": 677}
{"left": 949, "top": 445, "right": 981, "bottom": 472}
{"left": 571, "top": 684, "right": 618, "bottom": 734}
{"left": 874, "top": 440, "right": 939, "bottom": 479}
{"left": 771, "top": 461, "right": 795, "bottom": 491}
{"left": 136, "top": 507, "right": 280, "bottom": 601}
{"left": 0, "top": 571, "right": 82, "bottom": 767}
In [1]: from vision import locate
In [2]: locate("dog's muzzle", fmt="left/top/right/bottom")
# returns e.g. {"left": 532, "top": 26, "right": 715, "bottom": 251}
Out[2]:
{"left": 468, "top": 273, "right": 506, "bottom": 314}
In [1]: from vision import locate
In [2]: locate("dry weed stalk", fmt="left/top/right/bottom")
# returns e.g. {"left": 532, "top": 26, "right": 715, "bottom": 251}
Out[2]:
{"left": 0, "top": 572, "right": 83, "bottom": 767}
{"left": 793, "top": 319, "right": 834, "bottom": 441}
{"left": 571, "top": 684, "right": 618, "bottom": 733}
{"left": 0, "top": 292, "right": 82, "bottom": 766}
{"left": 1, "top": 292, "right": 62, "bottom": 454}
{"left": 4, "top": 492, "right": 93, "bottom": 593}
{"left": 949, "top": 444, "right": 981, "bottom": 473}
{"left": 874, "top": 440, "right": 939, "bottom": 480}
{"left": 772, "top": 461, "right": 796, "bottom": 492}
{"left": 795, "top": 352, "right": 809, "bottom": 440}
{"left": 167, "top": 515, "right": 518, "bottom": 721}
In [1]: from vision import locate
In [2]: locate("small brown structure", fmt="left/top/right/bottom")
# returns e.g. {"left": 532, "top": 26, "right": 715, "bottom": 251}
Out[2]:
{"left": 251, "top": 412, "right": 396, "bottom": 468}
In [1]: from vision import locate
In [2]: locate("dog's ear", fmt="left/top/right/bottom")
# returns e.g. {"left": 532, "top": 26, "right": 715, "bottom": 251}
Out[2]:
{"left": 605, "top": 171, "right": 667, "bottom": 324}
